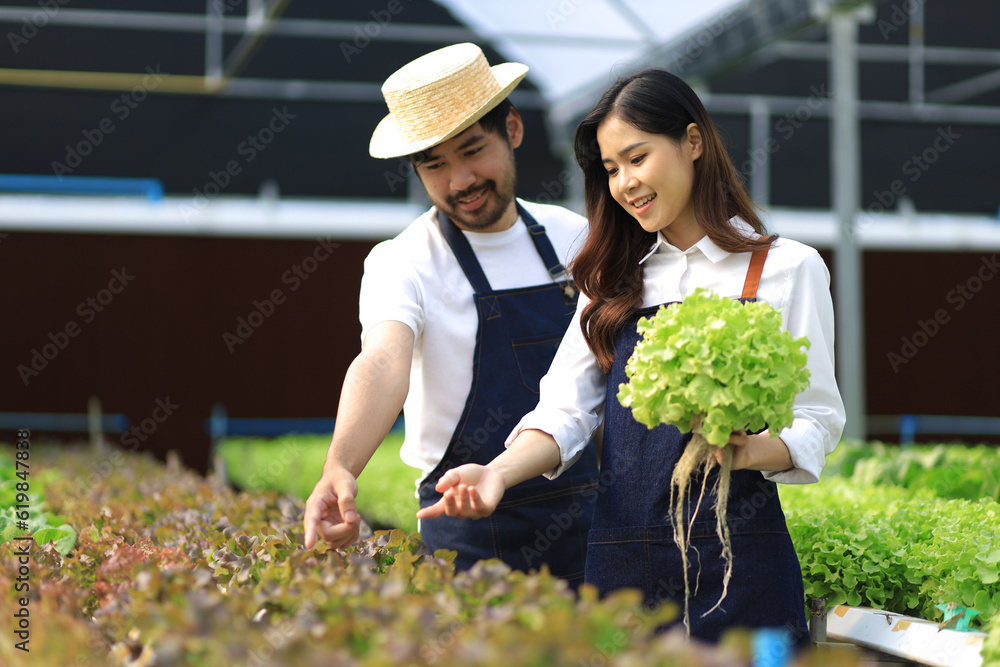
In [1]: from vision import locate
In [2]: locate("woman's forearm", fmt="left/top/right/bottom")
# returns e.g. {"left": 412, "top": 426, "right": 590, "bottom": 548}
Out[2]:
{"left": 742, "top": 432, "right": 793, "bottom": 472}
{"left": 489, "top": 429, "right": 562, "bottom": 488}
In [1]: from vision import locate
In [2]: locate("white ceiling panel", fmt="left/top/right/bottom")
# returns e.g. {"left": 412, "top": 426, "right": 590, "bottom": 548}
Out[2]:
{"left": 432, "top": 0, "right": 746, "bottom": 101}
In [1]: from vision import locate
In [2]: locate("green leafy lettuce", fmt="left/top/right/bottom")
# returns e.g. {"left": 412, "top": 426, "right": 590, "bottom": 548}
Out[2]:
{"left": 618, "top": 288, "right": 810, "bottom": 446}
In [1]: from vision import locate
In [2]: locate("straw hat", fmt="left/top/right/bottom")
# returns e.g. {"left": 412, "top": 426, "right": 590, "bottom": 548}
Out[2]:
{"left": 369, "top": 43, "right": 528, "bottom": 159}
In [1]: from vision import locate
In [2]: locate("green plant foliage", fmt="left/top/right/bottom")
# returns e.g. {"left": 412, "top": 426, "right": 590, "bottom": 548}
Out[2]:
{"left": 780, "top": 477, "right": 1000, "bottom": 629}
{"left": 797, "top": 437, "right": 1000, "bottom": 661}
{"left": 0, "top": 449, "right": 77, "bottom": 555}
{"left": 823, "top": 439, "right": 1000, "bottom": 502}
{"left": 219, "top": 432, "right": 420, "bottom": 533}
{"left": 618, "top": 288, "right": 810, "bottom": 446}
{"left": 5, "top": 443, "right": 828, "bottom": 667}
{"left": 8, "top": 439, "right": 994, "bottom": 666}
{"left": 0, "top": 507, "right": 77, "bottom": 556}
{"left": 984, "top": 614, "right": 1000, "bottom": 666}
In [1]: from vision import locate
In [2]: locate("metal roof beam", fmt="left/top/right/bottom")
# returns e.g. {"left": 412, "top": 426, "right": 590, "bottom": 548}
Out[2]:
{"left": 0, "top": 7, "right": 653, "bottom": 47}
{"left": 220, "top": 0, "right": 291, "bottom": 82}
{"left": 702, "top": 93, "right": 1000, "bottom": 124}
{"left": 0, "top": 67, "right": 547, "bottom": 107}
{"left": 765, "top": 41, "right": 1000, "bottom": 65}
{"left": 0, "top": 7, "right": 212, "bottom": 32}
{"left": 0, "top": 7, "right": 478, "bottom": 42}
{"left": 605, "top": 0, "right": 658, "bottom": 45}
{"left": 923, "top": 69, "right": 1000, "bottom": 104}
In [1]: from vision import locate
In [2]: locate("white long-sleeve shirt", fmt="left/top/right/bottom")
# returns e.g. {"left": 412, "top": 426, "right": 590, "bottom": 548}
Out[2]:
{"left": 505, "top": 228, "right": 846, "bottom": 485}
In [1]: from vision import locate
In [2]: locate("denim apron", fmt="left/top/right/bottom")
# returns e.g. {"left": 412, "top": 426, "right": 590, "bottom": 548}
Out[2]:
{"left": 585, "top": 239, "right": 809, "bottom": 644}
{"left": 418, "top": 203, "right": 599, "bottom": 585}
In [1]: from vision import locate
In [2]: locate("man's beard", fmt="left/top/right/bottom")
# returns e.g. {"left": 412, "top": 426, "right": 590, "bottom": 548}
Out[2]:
{"left": 441, "top": 173, "right": 517, "bottom": 231}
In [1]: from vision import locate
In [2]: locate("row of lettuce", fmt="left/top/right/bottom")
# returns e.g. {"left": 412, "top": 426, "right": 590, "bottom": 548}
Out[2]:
{"left": 0, "top": 444, "right": 838, "bottom": 667}
{"left": 0, "top": 440, "right": 997, "bottom": 665}
{"left": 221, "top": 435, "right": 1000, "bottom": 631}
{"left": 784, "top": 441, "right": 1000, "bottom": 625}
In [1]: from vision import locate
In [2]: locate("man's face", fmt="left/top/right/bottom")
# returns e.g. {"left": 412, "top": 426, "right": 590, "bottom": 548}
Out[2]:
{"left": 413, "top": 109, "right": 523, "bottom": 233}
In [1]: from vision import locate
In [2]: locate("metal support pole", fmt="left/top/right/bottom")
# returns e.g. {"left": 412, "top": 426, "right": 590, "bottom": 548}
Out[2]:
{"left": 749, "top": 98, "right": 772, "bottom": 207}
{"left": 810, "top": 597, "right": 828, "bottom": 644}
{"left": 205, "top": 0, "right": 223, "bottom": 86}
{"left": 831, "top": 9, "right": 866, "bottom": 440}
{"left": 88, "top": 395, "right": 106, "bottom": 452}
{"left": 248, "top": 0, "right": 265, "bottom": 30}
{"left": 909, "top": 1, "right": 925, "bottom": 104}
{"left": 209, "top": 402, "right": 229, "bottom": 484}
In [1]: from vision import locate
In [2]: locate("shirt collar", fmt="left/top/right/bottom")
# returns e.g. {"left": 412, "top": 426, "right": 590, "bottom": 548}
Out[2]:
{"left": 637, "top": 217, "right": 759, "bottom": 265}
{"left": 638, "top": 231, "right": 731, "bottom": 265}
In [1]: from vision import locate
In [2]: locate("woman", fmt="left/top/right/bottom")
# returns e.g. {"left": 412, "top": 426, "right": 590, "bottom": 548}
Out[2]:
{"left": 417, "top": 69, "right": 845, "bottom": 644}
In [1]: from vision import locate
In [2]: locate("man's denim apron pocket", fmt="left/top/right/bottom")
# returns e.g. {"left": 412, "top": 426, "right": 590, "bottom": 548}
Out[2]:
{"left": 510, "top": 333, "right": 565, "bottom": 395}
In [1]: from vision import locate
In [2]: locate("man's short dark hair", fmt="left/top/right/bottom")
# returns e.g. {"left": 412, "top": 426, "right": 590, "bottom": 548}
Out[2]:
{"left": 407, "top": 98, "right": 514, "bottom": 168}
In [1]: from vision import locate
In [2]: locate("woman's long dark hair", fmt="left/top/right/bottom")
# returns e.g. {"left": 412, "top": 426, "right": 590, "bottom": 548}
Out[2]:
{"left": 572, "top": 69, "right": 769, "bottom": 372}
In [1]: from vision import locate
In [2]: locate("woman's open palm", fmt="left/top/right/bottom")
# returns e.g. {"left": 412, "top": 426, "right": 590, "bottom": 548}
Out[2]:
{"left": 415, "top": 464, "right": 505, "bottom": 520}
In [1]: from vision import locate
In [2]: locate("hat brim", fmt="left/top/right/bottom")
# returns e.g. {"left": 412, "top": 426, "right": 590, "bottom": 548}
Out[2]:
{"left": 369, "top": 62, "right": 529, "bottom": 159}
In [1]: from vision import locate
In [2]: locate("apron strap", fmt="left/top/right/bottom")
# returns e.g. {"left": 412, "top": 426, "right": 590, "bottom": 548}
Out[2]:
{"left": 437, "top": 201, "right": 568, "bottom": 293}
{"left": 518, "top": 203, "right": 568, "bottom": 282}
{"left": 740, "top": 235, "right": 777, "bottom": 300}
{"left": 437, "top": 209, "right": 493, "bottom": 294}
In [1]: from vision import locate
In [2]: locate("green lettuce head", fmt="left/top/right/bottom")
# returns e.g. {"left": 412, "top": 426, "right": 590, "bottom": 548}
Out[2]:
{"left": 617, "top": 288, "right": 811, "bottom": 447}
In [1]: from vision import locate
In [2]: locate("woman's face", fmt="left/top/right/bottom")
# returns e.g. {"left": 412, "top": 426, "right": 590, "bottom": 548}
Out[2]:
{"left": 596, "top": 115, "right": 704, "bottom": 249}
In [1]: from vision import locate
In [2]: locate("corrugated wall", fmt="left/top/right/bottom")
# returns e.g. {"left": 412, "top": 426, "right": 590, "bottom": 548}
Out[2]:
{"left": 2, "top": 231, "right": 374, "bottom": 471}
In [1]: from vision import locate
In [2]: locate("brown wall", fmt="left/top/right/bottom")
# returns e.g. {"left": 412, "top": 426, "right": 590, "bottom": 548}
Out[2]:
{"left": 860, "top": 249, "right": 1000, "bottom": 441}
{"left": 2, "top": 235, "right": 998, "bottom": 474}
{"left": 1, "top": 231, "right": 375, "bottom": 471}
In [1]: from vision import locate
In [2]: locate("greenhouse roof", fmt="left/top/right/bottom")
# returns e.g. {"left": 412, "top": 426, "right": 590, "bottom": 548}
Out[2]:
{"left": 432, "top": 0, "right": 746, "bottom": 101}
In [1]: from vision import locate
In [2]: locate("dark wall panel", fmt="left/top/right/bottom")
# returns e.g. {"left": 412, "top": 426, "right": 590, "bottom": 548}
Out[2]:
{"left": 862, "top": 250, "right": 1000, "bottom": 426}
{"left": 1, "top": 231, "right": 374, "bottom": 471}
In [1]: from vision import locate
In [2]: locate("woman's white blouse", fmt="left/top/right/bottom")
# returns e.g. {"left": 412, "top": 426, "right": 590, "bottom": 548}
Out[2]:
{"left": 505, "top": 230, "right": 847, "bottom": 485}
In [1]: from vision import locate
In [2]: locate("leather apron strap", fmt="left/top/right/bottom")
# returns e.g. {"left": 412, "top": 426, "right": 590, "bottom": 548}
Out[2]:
{"left": 740, "top": 236, "right": 777, "bottom": 300}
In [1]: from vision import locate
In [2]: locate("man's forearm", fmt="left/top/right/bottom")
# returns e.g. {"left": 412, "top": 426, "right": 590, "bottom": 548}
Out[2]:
{"left": 323, "top": 350, "right": 409, "bottom": 478}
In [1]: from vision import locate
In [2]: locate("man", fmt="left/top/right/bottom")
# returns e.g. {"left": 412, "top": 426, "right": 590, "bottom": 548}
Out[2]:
{"left": 302, "top": 43, "right": 599, "bottom": 584}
